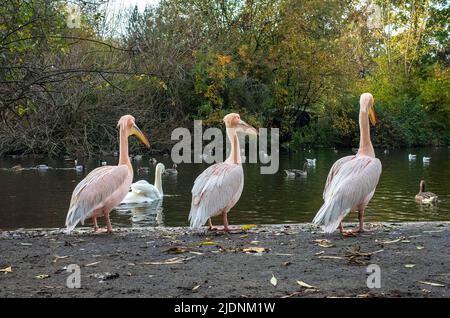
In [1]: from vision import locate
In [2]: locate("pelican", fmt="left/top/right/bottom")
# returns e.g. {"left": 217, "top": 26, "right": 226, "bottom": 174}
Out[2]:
{"left": 423, "top": 156, "right": 431, "bottom": 163}
{"left": 163, "top": 163, "right": 178, "bottom": 176}
{"left": 408, "top": 154, "right": 416, "bottom": 160}
{"left": 65, "top": 115, "right": 150, "bottom": 233}
{"left": 312, "top": 93, "right": 382, "bottom": 235}
{"left": 121, "top": 163, "right": 165, "bottom": 204}
{"left": 415, "top": 180, "right": 438, "bottom": 205}
{"left": 189, "top": 113, "right": 257, "bottom": 231}
{"left": 306, "top": 158, "right": 316, "bottom": 166}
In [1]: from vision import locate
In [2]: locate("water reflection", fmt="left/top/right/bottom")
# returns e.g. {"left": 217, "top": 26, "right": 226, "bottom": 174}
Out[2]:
{"left": 0, "top": 147, "right": 448, "bottom": 230}
{"left": 116, "top": 200, "right": 164, "bottom": 227}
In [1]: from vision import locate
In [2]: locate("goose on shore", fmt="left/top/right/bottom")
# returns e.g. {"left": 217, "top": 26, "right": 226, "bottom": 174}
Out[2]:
{"left": 415, "top": 180, "right": 438, "bottom": 205}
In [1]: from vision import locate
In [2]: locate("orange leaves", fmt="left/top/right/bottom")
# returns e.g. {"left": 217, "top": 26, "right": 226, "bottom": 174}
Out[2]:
{"left": 217, "top": 54, "right": 231, "bottom": 66}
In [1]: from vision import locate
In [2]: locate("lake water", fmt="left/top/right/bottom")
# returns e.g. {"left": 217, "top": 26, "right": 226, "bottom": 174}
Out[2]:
{"left": 0, "top": 147, "right": 449, "bottom": 230}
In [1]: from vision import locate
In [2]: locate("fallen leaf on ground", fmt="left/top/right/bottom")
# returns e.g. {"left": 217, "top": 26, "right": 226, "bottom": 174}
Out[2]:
{"left": 239, "top": 235, "right": 248, "bottom": 239}
{"left": 0, "top": 266, "right": 12, "bottom": 273}
{"left": 297, "top": 280, "right": 316, "bottom": 289}
{"left": 199, "top": 241, "right": 219, "bottom": 246}
{"left": 418, "top": 281, "right": 445, "bottom": 287}
{"left": 404, "top": 264, "right": 416, "bottom": 268}
{"left": 141, "top": 256, "right": 195, "bottom": 265}
{"left": 314, "top": 239, "right": 334, "bottom": 248}
{"left": 166, "top": 247, "right": 187, "bottom": 254}
{"left": 189, "top": 251, "right": 204, "bottom": 255}
{"left": 192, "top": 285, "right": 201, "bottom": 291}
{"left": 377, "top": 237, "right": 405, "bottom": 244}
{"left": 242, "top": 247, "right": 268, "bottom": 254}
{"left": 20, "top": 243, "right": 32, "bottom": 246}
{"left": 52, "top": 255, "right": 69, "bottom": 263}
{"left": 318, "top": 255, "right": 345, "bottom": 260}
{"left": 416, "top": 246, "right": 425, "bottom": 250}
{"left": 270, "top": 274, "right": 277, "bottom": 287}
{"left": 85, "top": 261, "right": 102, "bottom": 267}
{"left": 315, "top": 251, "right": 325, "bottom": 256}
{"left": 35, "top": 274, "right": 50, "bottom": 279}
{"left": 241, "top": 224, "right": 257, "bottom": 231}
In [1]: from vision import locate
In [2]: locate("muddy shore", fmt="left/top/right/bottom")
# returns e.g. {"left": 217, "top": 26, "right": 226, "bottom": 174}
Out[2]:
{"left": 1, "top": 222, "right": 449, "bottom": 298}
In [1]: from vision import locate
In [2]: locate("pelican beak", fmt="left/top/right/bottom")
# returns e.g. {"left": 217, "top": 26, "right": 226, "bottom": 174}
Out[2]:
{"left": 131, "top": 124, "right": 150, "bottom": 148}
{"left": 237, "top": 119, "right": 258, "bottom": 136}
{"left": 369, "top": 107, "right": 377, "bottom": 126}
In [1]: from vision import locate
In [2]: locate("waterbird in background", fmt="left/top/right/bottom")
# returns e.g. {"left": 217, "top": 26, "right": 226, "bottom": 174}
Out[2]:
{"left": 313, "top": 93, "right": 382, "bottom": 236}
{"left": 65, "top": 115, "right": 150, "bottom": 233}
{"left": 423, "top": 156, "right": 431, "bottom": 163}
{"left": 163, "top": 163, "right": 178, "bottom": 176}
{"left": 408, "top": 154, "right": 416, "bottom": 160}
{"left": 415, "top": 180, "right": 438, "bottom": 205}
{"left": 306, "top": 158, "right": 316, "bottom": 166}
{"left": 121, "top": 163, "right": 165, "bottom": 204}
{"left": 285, "top": 163, "right": 308, "bottom": 178}
{"left": 189, "top": 113, "right": 258, "bottom": 232}
{"left": 74, "top": 160, "right": 84, "bottom": 172}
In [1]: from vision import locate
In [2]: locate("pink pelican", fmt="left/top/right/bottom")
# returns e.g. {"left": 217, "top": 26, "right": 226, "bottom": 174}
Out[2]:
{"left": 189, "top": 113, "right": 258, "bottom": 231}
{"left": 65, "top": 115, "right": 150, "bottom": 233}
{"left": 313, "top": 93, "right": 382, "bottom": 235}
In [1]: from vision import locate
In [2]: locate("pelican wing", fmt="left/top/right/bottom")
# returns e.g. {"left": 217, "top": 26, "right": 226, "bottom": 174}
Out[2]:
{"left": 189, "top": 163, "right": 243, "bottom": 228}
{"left": 314, "top": 155, "right": 382, "bottom": 233}
{"left": 65, "top": 165, "right": 129, "bottom": 232}
{"left": 323, "top": 155, "right": 355, "bottom": 199}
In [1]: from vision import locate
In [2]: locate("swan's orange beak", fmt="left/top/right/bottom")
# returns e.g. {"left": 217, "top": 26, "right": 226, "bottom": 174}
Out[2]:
{"left": 369, "top": 108, "right": 377, "bottom": 126}
{"left": 131, "top": 124, "right": 150, "bottom": 148}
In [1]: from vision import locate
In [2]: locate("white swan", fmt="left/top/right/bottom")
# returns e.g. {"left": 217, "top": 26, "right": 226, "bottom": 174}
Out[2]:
{"left": 423, "top": 156, "right": 431, "bottom": 163}
{"left": 121, "top": 163, "right": 165, "bottom": 204}
{"left": 408, "top": 154, "right": 416, "bottom": 160}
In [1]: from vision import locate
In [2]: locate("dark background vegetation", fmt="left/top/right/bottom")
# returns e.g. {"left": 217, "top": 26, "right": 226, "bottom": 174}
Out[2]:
{"left": 0, "top": 0, "right": 448, "bottom": 157}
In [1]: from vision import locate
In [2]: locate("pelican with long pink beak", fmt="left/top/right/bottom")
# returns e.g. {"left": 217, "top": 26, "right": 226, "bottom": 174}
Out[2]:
{"left": 189, "top": 113, "right": 258, "bottom": 232}
{"left": 65, "top": 115, "right": 150, "bottom": 233}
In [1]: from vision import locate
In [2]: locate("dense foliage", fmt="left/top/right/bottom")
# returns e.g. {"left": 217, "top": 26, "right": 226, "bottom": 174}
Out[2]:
{"left": 0, "top": 0, "right": 448, "bottom": 156}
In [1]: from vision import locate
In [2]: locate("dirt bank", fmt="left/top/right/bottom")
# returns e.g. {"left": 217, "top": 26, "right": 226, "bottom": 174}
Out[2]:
{"left": 1, "top": 222, "right": 449, "bottom": 298}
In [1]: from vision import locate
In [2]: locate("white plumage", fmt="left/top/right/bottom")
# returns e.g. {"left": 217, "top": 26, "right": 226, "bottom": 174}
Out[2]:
{"left": 189, "top": 164, "right": 243, "bottom": 229}
{"left": 121, "top": 163, "right": 165, "bottom": 204}
{"left": 313, "top": 155, "right": 382, "bottom": 233}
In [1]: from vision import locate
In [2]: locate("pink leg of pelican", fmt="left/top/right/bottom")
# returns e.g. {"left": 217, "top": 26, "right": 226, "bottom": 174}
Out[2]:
{"left": 222, "top": 212, "right": 230, "bottom": 232}
{"left": 352, "top": 209, "right": 365, "bottom": 233}
{"left": 93, "top": 217, "right": 98, "bottom": 232}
